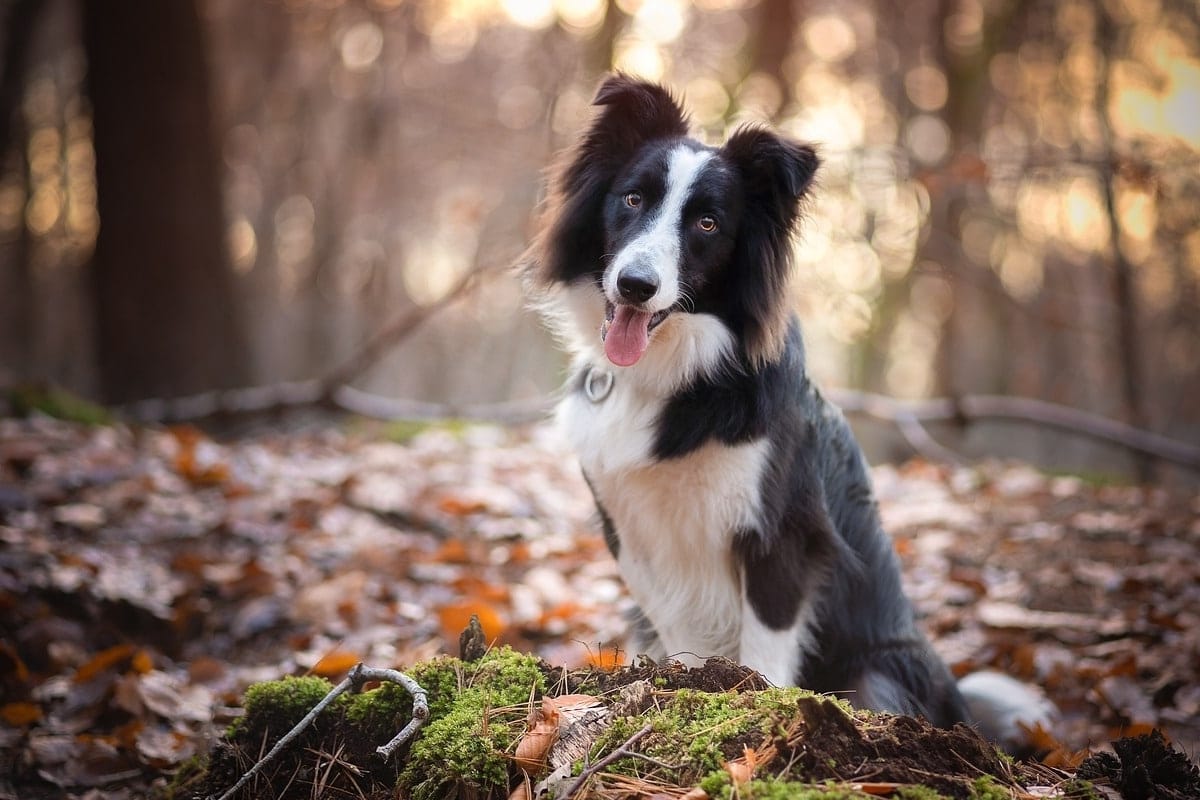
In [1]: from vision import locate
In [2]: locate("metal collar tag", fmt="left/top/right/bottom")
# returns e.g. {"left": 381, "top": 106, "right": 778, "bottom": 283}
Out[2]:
{"left": 584, "top": 367, "right": 614, "bottom": 403}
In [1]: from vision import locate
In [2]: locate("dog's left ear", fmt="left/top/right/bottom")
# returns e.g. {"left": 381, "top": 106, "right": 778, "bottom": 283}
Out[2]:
{"left": 722, "top": 126, "right": 819, "bottom": 210}
{"left": 720, "top": 127, "right": 819, "bottom": 366}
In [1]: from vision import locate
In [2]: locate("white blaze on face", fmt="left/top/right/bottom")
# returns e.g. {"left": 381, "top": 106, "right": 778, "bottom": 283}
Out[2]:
{"left": 602, "top": 145, "right": 713, "bottom": 367}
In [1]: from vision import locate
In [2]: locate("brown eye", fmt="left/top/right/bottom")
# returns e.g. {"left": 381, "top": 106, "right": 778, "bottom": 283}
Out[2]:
{"left": 698, "top": 215, "right": 717, "bottom": 232}
{"left": 624, "top": 192, "right": 642, "bottom": 208}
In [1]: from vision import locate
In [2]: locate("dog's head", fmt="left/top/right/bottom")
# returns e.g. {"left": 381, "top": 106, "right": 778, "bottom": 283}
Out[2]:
{"left": 529, "top": 74, "right": 819, "bottom": 369}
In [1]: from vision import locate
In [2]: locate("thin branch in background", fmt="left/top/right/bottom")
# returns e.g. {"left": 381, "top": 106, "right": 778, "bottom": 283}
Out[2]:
{"left": 318, "top": 258, "right": 508, "bottom": 395}
{"left": 828, "top": 389, "right": 1200, "bottom": 473}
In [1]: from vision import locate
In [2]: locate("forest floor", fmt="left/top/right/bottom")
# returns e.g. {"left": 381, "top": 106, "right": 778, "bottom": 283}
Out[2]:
{"left": 0, "top": 415, "right": 1198, "bottom": 799}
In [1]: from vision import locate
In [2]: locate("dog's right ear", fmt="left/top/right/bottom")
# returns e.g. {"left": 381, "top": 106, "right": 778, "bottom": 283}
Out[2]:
{"left": 583, "top": 74, "right": 690, "bottom": 166}
{"left": 526, "top": 75, "right": 688, "bottom": 287}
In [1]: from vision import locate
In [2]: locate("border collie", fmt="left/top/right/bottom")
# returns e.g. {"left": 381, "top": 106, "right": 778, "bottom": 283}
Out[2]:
{"left": 526, "top": 74, "right": 1053, "bottom": 747}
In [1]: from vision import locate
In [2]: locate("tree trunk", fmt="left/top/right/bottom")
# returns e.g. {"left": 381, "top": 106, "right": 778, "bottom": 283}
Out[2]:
{"left": 83, "top": 0, "right": 247, "bottom": 403}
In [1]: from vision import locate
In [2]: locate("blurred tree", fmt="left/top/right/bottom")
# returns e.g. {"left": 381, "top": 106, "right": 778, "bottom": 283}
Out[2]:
{"left": 0, "top": 0, "right": 44, "bottom": 381}
{"left": 83, "top": 0, "right": 247, "bottom": 402}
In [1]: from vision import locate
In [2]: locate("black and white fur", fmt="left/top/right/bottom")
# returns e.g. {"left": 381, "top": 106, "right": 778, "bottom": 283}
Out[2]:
{"left": 526, "top": 75, "right": 1053, "bottom": 747}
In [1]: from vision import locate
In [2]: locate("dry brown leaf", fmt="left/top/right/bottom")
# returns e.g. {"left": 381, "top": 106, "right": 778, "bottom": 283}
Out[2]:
{"left": 73, "top": 644, "right": 136, "bottom": 684}
{"left": 311, "top": 650, "right": 362, "bottom": 677}
{"left": 1, "top": 701, "right": 43, "bottom": 727}
{"left": 438, "top": 599, "right": 507, "bottom": 643}
{"left": 850, "top": 782, "right": 905, "bottom": 796}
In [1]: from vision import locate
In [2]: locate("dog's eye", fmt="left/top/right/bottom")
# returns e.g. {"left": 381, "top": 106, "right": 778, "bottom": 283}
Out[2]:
{"left": 697, "top": 215, "right": 717, "bottom": 232}
{"left": 624, "top": 192, "right": 642, "bottom": 209}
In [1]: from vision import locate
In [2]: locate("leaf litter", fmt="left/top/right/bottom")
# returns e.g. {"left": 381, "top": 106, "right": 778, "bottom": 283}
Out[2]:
{"left": 0, "top": 415, "right": 1198, "bottom": 798}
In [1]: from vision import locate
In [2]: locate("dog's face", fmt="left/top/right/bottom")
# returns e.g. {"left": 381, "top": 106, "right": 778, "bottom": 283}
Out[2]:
{"left": 531, "top": 75, "right": 819, "bottom": 369}
{"left": 599, "top": 141, "right": 742, "bottom": 365}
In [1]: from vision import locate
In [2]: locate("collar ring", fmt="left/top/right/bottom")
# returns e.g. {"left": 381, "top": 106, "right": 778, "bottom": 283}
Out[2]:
{"left": 584, "top": 367, "right": 614, "bottom": 403}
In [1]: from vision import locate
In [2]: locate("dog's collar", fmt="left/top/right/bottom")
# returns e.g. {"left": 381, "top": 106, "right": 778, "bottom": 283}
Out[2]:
{"left": 583, "top": 366, "right": 614, "bottom": 403}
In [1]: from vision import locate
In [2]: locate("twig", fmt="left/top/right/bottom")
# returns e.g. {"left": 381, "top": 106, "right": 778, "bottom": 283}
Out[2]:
{"left": 213, "top": 663, "right": 428, "bottom": 800}
{"left": 120, "top": 382, "right": 1199, "bottom": 473}
{"left": 319, "top": 260, "right": 505, "bottom": 394}
{"left": 560, "top": 722, "right": 653, "bottom": 799}
{"left": 828, "top": 389, "right": 1200, "bottom": 472}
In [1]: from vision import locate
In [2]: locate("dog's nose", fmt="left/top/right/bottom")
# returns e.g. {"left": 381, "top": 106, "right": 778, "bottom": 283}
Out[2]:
{"left": 617, "top": 269, "right": 659, "bottom": 303}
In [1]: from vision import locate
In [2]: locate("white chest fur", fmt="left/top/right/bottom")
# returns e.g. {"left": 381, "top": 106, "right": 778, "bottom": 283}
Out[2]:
{"left": 558, "top": 377, "right": 772, "bottom": 664}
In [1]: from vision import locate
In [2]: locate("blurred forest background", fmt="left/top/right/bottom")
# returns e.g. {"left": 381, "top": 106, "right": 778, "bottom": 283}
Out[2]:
{"left": 0, "top": 0, "right": 1197, "bottom": 480}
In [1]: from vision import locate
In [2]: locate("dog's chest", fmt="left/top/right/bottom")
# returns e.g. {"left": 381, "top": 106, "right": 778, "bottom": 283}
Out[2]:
{"left": 559, "top": 374, "right": 771, "bottom": 658}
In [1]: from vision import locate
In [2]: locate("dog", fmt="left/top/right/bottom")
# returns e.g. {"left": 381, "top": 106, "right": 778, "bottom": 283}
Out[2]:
{"left": 525, "top": 74, "right": 1053, "bottom": 748}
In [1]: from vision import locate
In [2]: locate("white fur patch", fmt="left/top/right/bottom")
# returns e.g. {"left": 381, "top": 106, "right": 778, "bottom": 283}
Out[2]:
{"left": 739, "top": 599, "right": 814, "bottom": 687}
{"left": 567, "top": 420, "right": 772, "bottom": 664}
{"left": 603, "top": 146, "right": 713, "bottom": 313}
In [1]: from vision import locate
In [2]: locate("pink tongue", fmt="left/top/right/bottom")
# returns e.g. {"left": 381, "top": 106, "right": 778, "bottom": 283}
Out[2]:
{"left": 604, "top": 306, "right": 653, "bottom": 367}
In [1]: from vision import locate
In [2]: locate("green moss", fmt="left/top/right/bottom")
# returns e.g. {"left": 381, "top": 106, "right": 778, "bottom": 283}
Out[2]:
{"left": 896, "top": 785, "right": 953, "bottom": 800}
{"left": 698, "top": 772, "right": 873, "bottom": 799}
{"left": 394, "top": 647, "right": 545, "bottom": 799}
{"left": 158, "top": 753, "right": 208, "bottom": 799}
{"left": 1059, "top": 778, "right": 1102, "bottom": 800}
{"left": 9, "top": 383, "right": 112, "bottom": 424}
{"left": 229, "top": 675, "right": 337, "bottom": 741}
{"left": 588, "top": 687, "right": 833, "bottom": 784}
{"left": 377, "top": 418, "right": 472, "bottom": 443}
{"left": 225, "top": 648, "right": 545, "bottom": 799}
{"left": 968, "top": 775, "right": 1011, "bottom": 800}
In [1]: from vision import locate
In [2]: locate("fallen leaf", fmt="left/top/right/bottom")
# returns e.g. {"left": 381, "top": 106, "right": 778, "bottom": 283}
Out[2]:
{"left": 74, "top": 644, "right": 136, "bottom": 684}
{"left": 1, "top": 701, "right": 43, "bottom": 726}
{"left": 437, "top": 599, "right": 507, "bottom": 643}
{"left": 311, "top": 650, "right": 362, "bottom": 677}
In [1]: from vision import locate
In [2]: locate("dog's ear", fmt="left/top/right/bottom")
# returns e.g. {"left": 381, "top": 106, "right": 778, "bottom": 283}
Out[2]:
{"left": 720, "top": 127, "right": 820, "bottom": 366}
{"left": 586, "top": 74, "right": 690, "bottom": 159}
{"left": 527, "top": 75, "right": 689, "bottom": 287}
{"left": 560, "top": 75, "right": 690, "bottom": 200}
{"left": 722, "top": 125, "right": 819, "bottom": 209}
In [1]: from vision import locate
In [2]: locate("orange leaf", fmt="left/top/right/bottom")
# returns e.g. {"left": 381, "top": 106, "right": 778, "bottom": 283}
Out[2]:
{"left": 131, "top": 650, "right": 154, "bottom": 675}
{"left": 435, "top": 539, "right": 471, "bottom": 564}
{"left": 851, "top": 783, "right": 904, "bottom": 796}
{"left": 312, "top": 651, "right": 362, "bottom": 677}
{"left": 438, "top": 600, "right": 506, "bottom": 643}
{"left": 452, "top": 575, "right": 510, "bottom": 602}
{"left": 74, "top": 644, "right": 136, "bottom": 683}
{"left": 438, "top": 495, "right": 488, "bottom": 516}
{"left": 584, "top": 648, "right": 624, "bottom": 670}
{"left": 0, "top": 641, "right": 30, "bottom": 682}
{"left": 0, "top": 701, "right": 42, "bottom": 727}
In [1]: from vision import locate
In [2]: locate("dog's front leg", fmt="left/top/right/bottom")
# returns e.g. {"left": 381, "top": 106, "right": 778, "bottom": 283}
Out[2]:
{"left": 738, "top": 590, "right": 805, "bottom": 687}
{"left": 734, "top": 530, "right": 815, "bottom": 687}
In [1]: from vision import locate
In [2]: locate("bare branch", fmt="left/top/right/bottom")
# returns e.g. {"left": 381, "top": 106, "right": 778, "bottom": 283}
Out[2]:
{"left": 213, "top": 663, "right": 428, "bottom": 800}
{"left": 560, "top": 722, "right": 654, "bottom": 799}
{"left": 829, "top": 389, "right": 1200, "bottom": 472}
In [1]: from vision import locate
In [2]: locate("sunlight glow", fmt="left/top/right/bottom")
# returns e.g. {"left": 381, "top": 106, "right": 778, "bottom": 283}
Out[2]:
{"left": 228, "top": 217, "right": 257, "bottom": 274}
{"left": 555, "top": 0, "right": 606, "bottom": 33}
{"left": 632, "top": 0, "right": 688, "bottom": 45}
{"left": 613, "top": 39, "right": 667, "bottom": 81}
{"left": 339, "top": 21, "right": 384, "bottom": 71}
{"left": 802, "top": 14, "right": 857, "bottom": 63}
{"left": 502, "top": 0, "right": 555, "bottom": 30}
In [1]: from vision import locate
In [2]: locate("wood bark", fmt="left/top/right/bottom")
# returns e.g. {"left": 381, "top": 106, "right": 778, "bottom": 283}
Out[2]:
{"left": 83, "top": 0, "right": 247, "bottom": 402}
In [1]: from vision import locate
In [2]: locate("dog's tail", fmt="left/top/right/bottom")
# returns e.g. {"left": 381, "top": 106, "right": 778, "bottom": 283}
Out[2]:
{"left": 958, "top": 671, "right": 1058, "bottom": 753}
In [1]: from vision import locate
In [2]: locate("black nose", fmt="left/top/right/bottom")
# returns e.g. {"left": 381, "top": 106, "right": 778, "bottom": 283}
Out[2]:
{"left": 617, "top": 270, "right": 659, "bottom": 303}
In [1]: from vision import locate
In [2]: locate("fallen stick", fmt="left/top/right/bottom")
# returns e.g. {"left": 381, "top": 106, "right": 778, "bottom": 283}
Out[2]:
{"left": 560, "top": 722, "right": 653, "bottom": 799}
{"left": 213, "top": 663, "right": 428, "bottom": 800}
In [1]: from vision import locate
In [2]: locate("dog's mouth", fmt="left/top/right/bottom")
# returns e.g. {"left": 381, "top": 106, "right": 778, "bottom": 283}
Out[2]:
{"left": 600, "top": 302, "right": 670, "bottom": 367}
